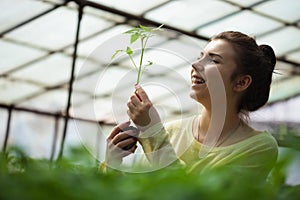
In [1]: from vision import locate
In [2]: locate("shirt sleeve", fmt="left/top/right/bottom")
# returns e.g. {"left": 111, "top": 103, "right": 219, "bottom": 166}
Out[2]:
{"left": 137, "top": 121, "right": 184, "bottom": 168}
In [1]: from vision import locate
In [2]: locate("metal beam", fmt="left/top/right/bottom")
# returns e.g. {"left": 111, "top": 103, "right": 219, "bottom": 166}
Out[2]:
{"left": 0, "top": 103, "right": 114, "bottom": 125}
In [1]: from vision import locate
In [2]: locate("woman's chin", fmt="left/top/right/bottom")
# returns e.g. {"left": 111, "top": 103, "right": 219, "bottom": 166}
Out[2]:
{"left": 189, "top": 90, "right": 201, "bottom": 102}
{"left": 189, "top": 88, "right": 208, "bottom": 104}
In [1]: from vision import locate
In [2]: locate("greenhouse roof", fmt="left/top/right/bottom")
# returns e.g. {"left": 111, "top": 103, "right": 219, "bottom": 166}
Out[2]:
{"left": 0, "top": 0, "right": 300, "bottom": 125}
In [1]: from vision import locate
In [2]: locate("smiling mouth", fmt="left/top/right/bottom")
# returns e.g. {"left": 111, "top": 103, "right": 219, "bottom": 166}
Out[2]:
{"left": 191, "top": 75, "right": 206, "bottom": 85}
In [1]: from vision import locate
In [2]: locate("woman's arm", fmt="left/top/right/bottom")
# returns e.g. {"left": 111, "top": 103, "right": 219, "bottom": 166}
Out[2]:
{"left": 127, "top": 85, "right": 180, "bottom": 168}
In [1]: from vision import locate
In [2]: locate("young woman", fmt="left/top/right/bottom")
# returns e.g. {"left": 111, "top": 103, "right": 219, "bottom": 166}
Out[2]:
{"left": 105, "top": 31, "right": 278, "bottom": 178}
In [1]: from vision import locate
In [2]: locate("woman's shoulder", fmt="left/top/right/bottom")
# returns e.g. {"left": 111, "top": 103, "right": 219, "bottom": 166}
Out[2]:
{"left": 231, "top": 130, "right": 278, "bottom": 157}
{"left": 235, "top": 131, "right": 278, "bottom": 170}
{"left": 216, "top": 128, "right": 278, "bottom": 153}
{"left": 248, "top": 130, "right": 278, "bottom": 147}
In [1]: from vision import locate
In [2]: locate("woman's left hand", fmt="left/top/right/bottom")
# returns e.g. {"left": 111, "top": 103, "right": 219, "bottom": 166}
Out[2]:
{"left": 127, "top": 85, "right": 161, "bottom": 132}
{"left": 105, "top": 121, "right": 138, "bottom": 167}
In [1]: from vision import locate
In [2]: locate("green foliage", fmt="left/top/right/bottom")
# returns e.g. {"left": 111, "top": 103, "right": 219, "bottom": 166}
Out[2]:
{"left": 274, "top": 125, "right": 300, "bottom": 151}
{"left": 0, "top": 147, "right": 299, "bottom": 200}
{"left": 112, "top": 24, "right": 164, "bottom": 84}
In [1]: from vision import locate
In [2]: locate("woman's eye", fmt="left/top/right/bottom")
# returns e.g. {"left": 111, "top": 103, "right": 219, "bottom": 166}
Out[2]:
{"left": 209, "top": 58, "right": 219, "bottom": 64}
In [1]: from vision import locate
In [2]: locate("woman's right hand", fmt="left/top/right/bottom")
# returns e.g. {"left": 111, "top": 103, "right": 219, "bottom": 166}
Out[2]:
{"left": 105, "top": 121, "right": 138, "bottom": 167}
{"left": 127, "top": 84, "right": 161, "bottom": 132}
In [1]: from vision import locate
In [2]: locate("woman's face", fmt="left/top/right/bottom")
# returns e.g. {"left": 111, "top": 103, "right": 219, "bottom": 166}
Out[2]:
{"left": 190, "top": 39, "right": 238, "bottom": 106}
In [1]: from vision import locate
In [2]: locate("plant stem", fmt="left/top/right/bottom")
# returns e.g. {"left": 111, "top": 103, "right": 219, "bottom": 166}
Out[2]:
{"left": 137, "top": 38, "right": 145, "bottom": 84}
{"left": 128, "top": 54, "right": 138, "bottom": 71}
{"left": 137, "top": 35, "right": 151, "bottom": 84}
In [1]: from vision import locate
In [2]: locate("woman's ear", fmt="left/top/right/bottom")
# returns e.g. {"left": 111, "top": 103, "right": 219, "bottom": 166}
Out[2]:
{"left": 233, "top": 75, "right": 252, "bottom": 92}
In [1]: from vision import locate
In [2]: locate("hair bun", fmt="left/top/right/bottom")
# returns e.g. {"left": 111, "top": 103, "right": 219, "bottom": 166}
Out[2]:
{"left": 259, "top": 44, "right": 276, "bottom": 71}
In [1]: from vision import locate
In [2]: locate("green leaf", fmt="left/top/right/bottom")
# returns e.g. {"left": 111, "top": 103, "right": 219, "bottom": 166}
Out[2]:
{"left": 126, "top": 46, "right": 133, "bottom": 55}
{"left": 130, "top": 33, "right": 139, "bottom": 44}
{"left": 139, "top": 25, "right": 151, "bottom": 32}
{"left": 124, "top": 27, "right": 139, "bottom": 34}
{"left": 111, "top": 49, "right": 123, "bottom": 59}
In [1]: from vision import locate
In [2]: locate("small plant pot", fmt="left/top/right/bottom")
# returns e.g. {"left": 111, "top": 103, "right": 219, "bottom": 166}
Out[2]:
{"left": 121, "top": 126, "right": 139, "bottom": 150}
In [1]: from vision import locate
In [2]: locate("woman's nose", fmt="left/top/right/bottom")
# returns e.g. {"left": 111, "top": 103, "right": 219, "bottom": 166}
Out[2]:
{"left": 192, "top": 60, "right": 204, "bottom": 72}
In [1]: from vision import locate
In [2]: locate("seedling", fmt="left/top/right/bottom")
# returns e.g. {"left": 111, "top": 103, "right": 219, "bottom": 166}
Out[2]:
{"left": 112, "top": 24, "right": 164, "bottom": 85}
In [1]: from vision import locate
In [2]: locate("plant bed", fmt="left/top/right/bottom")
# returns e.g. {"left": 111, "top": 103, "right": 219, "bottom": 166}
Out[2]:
{"left": 0, "top": 148, "right": 299, "bottom": 200}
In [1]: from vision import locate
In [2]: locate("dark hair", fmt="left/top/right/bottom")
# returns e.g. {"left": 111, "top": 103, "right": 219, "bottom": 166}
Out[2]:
{"left": 212, "top": 31, "right": 276, "bottom": 112}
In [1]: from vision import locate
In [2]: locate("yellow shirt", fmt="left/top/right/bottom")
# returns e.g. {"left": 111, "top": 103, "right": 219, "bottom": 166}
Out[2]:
{"left": 139, "top": 116, "right": 278, "bottom": 178}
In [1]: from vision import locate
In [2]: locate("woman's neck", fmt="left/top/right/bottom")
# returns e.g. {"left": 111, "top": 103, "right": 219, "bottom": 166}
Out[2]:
{"left": 197, "top": 106, "right": 241, "bottom": 143}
